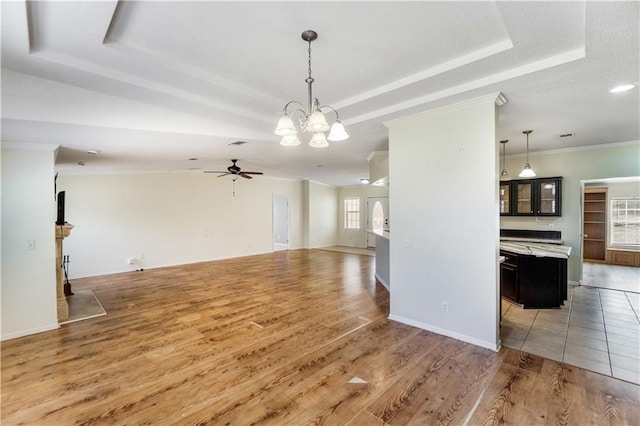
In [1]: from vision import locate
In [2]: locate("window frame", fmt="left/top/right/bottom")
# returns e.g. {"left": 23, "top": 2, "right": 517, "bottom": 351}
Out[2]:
{"left": 609, "top": 197, "right": 640, "bottom": 248}
{"left": 344, "top": 197, "right": 360, "bottom": 230}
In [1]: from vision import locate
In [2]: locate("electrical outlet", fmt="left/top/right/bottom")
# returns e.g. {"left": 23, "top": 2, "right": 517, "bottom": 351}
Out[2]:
{"left": 127, "top": 258, "right": 135, "bottom": 265}
{"left": 441, "top": 302, "right": 448, "bottom": 312}
{"left": 27, "top": 240, "right": 36, "bottom": 251}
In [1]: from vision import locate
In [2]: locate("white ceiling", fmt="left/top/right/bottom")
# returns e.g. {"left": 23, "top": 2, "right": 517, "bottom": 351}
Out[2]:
{"left": 1, "top": 1, "right": 638, "bottom": 186}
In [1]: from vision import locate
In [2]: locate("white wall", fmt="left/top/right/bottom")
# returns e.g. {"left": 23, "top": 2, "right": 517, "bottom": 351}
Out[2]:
{"left": 1, "top": 144, "right": 59, "bottom": 340}
{"left": 386, "top": 95, "right": 500, "bottom": 351}
{"left": 337, "top": 184, "right": 389, "bottom": 247}
{"left": 500, "top": 142, "right": 640, "bottom": 282}
{"left": 306, "top": 180, "right": 338, "bottom": 248}
{"left": 57, "top": 173, "right": 304, "bottom": 278}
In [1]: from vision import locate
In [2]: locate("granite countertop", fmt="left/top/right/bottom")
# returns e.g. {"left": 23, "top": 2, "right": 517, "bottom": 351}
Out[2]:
{"left": 500, "top": 240, "right": 571, "bottom": 259}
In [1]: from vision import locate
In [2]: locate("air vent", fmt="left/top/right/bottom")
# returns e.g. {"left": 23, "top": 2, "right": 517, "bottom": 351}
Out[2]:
{"left": 558, "top": 132, "right": 574, "bottom": 138}
{"left": 228, "top": 140, "right": 248, "bottom": 146}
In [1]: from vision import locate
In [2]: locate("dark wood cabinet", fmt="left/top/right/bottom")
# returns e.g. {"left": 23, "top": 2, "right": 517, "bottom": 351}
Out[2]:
{"left": 536, "top": 179, "right": 562, "bottom": 216}
{"left": 514, "top": 180, "right": 535, "bottom": 215}
{"left": 500, "top": 253, "right": 518, "bottom": 302}
{"left": 499, "top": 183, "right": 511, "bottom": 215}
{"left": 501, "top": 177, "right": 562, "bottom": 217}
{"left": 500, "top": 249, "right": 567, "bottom": 308}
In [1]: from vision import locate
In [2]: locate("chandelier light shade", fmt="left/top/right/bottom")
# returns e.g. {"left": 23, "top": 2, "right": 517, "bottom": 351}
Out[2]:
{"left": 279, "top": 134, "right": 301, "bottom": 146}
{"left": 276, "top": 30, "right": 349, "bottom": 148}
{"left": 309, "top": 132, "right": 329, "bottom": 148}
{"left": 499, "top": 139, "right": 509, "bottom": 180}
{"left": 519, "top": 130, "right": 536, "bottom": 178}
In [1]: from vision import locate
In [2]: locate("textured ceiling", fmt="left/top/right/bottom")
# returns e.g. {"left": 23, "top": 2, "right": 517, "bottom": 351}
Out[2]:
{"left": 1, "top": 1, "right": 638, "bottom": 186}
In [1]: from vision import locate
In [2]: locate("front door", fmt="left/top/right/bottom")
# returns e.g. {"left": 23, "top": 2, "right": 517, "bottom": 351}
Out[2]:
{"left": 367, "top": 197, "right": 388, "bottom": 247}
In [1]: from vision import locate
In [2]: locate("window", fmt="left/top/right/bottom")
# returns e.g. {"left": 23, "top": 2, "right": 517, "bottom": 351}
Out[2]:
{"left": 344, "top": 198, "right": 360, "bottom": 229}
{"left": 610, "top": 197, "right": 640, "bottom": 246}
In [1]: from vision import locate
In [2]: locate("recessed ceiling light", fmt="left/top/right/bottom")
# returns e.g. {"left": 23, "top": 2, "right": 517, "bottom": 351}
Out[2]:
{"left": 228, "top": 140, "right": 248, "bottom": 146}
{"left": 188, "top": 158, "right": 198, "bottom": 161}
{"left": 360, "top": 178, "right": 370, "bottom": 184}
{"left": 609, "top": 84, "right": 636, "bottom": 93}
{"left": 87, "top": 149, "right": 99, "bottom": 155}
{"left": 77, "top": 161, "right": 85, "bottom": 166}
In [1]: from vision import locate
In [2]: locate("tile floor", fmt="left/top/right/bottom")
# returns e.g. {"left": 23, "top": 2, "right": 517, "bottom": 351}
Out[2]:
{"left": 583, "top": 262, "right": 640, "bottom": 293}
{"left": 501, "top": 284, "right": 640, "bottom": 385}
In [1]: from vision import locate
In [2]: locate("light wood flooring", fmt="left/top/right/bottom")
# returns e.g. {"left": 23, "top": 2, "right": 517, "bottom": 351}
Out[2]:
{"left": 2, "top": 250, "right": 639, "bottom": 425}
{"left": 317, "top": 245, "right": 376, "bottom": 256}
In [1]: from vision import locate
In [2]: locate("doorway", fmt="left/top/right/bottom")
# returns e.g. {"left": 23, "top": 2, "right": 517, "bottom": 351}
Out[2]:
{"left": 273, "top": 195, "right": 289, "bottom": 251}
{"left": 367, "top": 197, "right": 388, "bottom": 248}
{"left": 580, "top": 177, "right": 640, "bottom": 292}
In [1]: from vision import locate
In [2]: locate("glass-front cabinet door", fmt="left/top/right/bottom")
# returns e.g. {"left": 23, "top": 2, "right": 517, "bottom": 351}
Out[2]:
{"left": 515, "top": 181, "right": 534, "bottom": 215}
{"left": 537, "top": 179, "right": 562, "bottom": 216}
{"left": 500, "top": 183, "right": 511, "bottom": 215}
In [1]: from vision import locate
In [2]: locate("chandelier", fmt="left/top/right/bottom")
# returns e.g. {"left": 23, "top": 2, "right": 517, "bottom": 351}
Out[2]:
{"left": 275, "top": 30, "right": 349, "bottom": 148}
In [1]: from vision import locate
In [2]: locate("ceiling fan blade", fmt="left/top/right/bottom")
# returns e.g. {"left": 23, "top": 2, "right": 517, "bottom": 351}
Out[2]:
{"left": 203, "top": 170, "right": 228, "bottom": 174}
{"left": 217, "top": 173, "right": 231, "bottom": 178}
{"left": 242, "top": 171, "right": 264, "bottom": 175}
{"left": 239, "top": 173, "right": 253, "bottom": 179}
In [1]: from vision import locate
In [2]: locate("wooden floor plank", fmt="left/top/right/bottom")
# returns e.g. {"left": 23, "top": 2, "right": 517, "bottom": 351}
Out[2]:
{"left": 2, "top": 249, "right": 638, "bottom": 425}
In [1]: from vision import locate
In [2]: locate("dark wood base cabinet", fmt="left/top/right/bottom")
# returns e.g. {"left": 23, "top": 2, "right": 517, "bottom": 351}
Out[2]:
{"left": 500, "top": 250, "right": 567, "bottom": 308}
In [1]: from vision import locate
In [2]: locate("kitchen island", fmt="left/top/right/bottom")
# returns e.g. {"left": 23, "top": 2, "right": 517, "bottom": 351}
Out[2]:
{"left": 368, "top": 230, "right": 390, "bottom": 290}
{"left": 499, "top": 239, "right": 571, "bottom": 308}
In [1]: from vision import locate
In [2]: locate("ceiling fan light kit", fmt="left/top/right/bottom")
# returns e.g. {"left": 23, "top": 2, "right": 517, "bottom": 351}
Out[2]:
{"left": 276, "top": 30, "right": 349, "bottom": 148}
{"left": 519, "top": 130, "right": 536, "bottom": 178}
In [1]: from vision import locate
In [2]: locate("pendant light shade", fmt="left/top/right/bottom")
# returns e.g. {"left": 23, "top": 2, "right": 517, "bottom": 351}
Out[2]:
{"left": 280, "top": 134, "right": 301, "bottom": 147}
{"left": 306, "top": 110, "right": 330, "bottom": 132}
{"left": 519, "top": 130, "right": 536, "bottom": 178}
{"left": 500, "top": 139, "right": 509, "bottom": 180}
{"left": 328, "top": 120, "right": 349, "bottom": 141}
{"left": 309, "top": 132, "right": 329, "bottom": 148}
{"left": 275, "top": 115, "right": 297, "bottom": 136}
{"left": 519, "top": 163, "right": 536, "bottom": 178}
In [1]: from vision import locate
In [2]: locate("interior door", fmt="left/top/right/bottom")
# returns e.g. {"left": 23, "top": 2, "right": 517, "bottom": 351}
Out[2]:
{"left": 273, "top": 195, "right": 289, "bottom": 251}
{"left": 367, "top": 197, "right": 388, "bottom": 247}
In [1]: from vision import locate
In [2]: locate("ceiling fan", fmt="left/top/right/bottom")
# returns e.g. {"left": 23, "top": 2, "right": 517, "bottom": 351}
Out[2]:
{"left": 204, "top": 159, "right": 264, "bottom": 180}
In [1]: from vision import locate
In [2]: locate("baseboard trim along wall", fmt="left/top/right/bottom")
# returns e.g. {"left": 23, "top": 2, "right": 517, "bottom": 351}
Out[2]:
{"left": 1, "top": 323, "right": 60, "bottom": 342}
{"left": 388, "top": 314, "right": 499, "bottom": 352}
{"left": 375, "top": 273, "right": 390, "bottom": 291}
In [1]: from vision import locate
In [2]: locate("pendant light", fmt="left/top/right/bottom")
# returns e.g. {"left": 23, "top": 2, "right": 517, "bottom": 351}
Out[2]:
{"left": 499, "top": 139, "right": 509, "bottom": 180}
{"left": 519, "top": 130, "right": 536, "bottom": 178}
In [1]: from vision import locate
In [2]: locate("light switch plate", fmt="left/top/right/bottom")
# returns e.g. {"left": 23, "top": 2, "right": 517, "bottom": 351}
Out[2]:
{"left": 27, "top": 240, "right": 36, "bottom": 250}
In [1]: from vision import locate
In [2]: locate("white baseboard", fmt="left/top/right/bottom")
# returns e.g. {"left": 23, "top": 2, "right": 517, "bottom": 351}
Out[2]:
{"left": 374, "top": 273, "right": 390, "bottom": 291}
{"left": 387, "top": 314, "right": 499, "bottom": 352}
{"left": 1, "top": 322, "right": 59, "bottom": 341}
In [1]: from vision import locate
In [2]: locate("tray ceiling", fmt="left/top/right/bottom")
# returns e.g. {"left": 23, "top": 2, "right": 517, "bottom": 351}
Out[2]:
{"left": 1, "top": 1, "right": 638, "bottom": 185}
